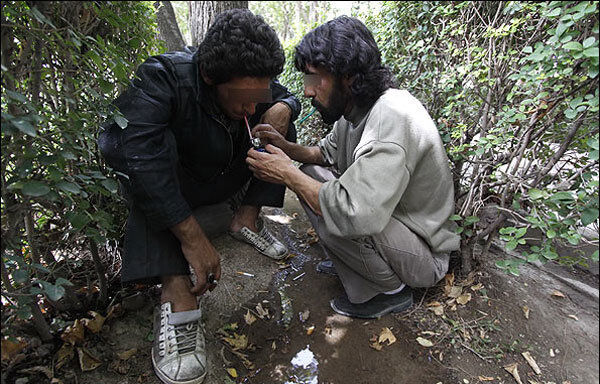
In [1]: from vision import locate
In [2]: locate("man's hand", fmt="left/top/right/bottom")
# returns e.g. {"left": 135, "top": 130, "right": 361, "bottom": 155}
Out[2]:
{"left": 170, "top": 215, "right": 221, "bottom": 295}
{"left": 246, "top": 144, "right": 294, "bottom": 185}
{"left": 252, "top": 124, "right": 290, "bottom": 152}
{"left": 260, "top": 102, "right": 291, "bottom": 136}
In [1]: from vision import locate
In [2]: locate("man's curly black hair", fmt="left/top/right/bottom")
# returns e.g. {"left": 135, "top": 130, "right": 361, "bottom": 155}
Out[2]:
{"left": 196, "top": 9, "right": 284, "bottom": 85}
{"left": 294, "top": 16, "right": 395, "bottom": 108}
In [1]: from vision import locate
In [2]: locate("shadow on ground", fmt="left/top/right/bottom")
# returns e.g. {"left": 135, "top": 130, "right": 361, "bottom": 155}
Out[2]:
{"left": 61, "top": 191, "right": 599, "bottom": 384}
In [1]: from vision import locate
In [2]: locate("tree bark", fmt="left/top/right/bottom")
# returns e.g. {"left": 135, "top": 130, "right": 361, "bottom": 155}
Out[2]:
{"left": 189, "top": 1, "right": 248, "bottom": 46}
{"left": 154, "top": 1, "right": 186, "bottom": 52}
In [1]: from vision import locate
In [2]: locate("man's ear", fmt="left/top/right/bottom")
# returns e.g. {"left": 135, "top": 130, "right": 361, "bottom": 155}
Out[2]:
{"left": 200, "top": 67, "right": 213, "bottom": 85}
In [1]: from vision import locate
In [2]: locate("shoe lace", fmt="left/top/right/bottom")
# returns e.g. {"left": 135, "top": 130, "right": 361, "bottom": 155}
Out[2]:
{"left": 167, "top": 322, "right": 198, "bottom": 354}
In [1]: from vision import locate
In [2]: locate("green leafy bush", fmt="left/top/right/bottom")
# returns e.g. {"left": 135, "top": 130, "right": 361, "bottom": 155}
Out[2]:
{"left": 1, "top": 1, "right": 162, "bottom": 338}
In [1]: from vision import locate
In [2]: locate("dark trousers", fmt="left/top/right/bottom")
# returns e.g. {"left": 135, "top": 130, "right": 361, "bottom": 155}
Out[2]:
{"left": 120, "top": 126, "right": 295, "bottom": 284}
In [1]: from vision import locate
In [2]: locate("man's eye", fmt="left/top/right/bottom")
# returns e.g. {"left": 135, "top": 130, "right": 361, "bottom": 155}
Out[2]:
{"left": 304, "top": 74, "right": 321, "bottom": 87}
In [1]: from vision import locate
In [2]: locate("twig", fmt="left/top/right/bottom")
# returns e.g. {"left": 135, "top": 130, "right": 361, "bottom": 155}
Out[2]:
{"left": 460, "top": 341, "right": 494, "bottom": 361}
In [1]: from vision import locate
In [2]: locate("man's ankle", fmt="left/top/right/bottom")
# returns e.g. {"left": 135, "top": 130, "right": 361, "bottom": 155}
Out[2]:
{"left": 160, "top": 275, "right": 198, "bottom": 312}
{"left": 230, "top": 205, "right": 261, "bottom": 232}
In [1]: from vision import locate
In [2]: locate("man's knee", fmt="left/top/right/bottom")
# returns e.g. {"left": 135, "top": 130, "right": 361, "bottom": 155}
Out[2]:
{"left": 299, "top": 164, "right": 336, "bottom": 183}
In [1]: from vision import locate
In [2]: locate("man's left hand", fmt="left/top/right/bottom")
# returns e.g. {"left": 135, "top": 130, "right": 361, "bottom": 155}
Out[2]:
{"left": 260, "top": 102, "right": 291, "bottom": 136}
{"left": 246, "top": 144, "right": 293, "bottom": 185}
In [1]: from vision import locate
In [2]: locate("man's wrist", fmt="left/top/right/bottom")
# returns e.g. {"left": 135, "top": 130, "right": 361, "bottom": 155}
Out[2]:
{"left": 170, "top": 215, "right": 206, "bottom": 246}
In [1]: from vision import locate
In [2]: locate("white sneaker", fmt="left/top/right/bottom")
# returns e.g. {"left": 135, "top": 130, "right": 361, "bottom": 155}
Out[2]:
{"left": 152, "top": 302, "right": 207, "bottom": 384}
{"left": 230, "top": 218, "right": 288, "bottom": 260}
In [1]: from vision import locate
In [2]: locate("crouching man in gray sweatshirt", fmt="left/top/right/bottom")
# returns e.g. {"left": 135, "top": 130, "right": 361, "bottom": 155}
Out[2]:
{"left": 246, "top": 16, "right": 460, "bottom": 319}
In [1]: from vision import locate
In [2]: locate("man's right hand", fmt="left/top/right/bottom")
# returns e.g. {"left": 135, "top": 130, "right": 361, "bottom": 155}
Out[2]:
{"left": 171, "top": 215, "right": 221, "bottom": 295}
{"left": 252, "top": 124, "right": 289, "bottom": 152}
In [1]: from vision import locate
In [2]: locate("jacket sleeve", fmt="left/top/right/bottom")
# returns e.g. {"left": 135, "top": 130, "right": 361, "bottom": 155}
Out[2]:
{"left": 112, "top": 56, "right": 192, "bottom": 231}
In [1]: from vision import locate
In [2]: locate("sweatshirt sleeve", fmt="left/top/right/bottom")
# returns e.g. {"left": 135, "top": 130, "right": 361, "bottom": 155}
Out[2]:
{"left": 318, "top": 140, "right": 410, "bottom": 238}
{"left": 115, "top": 57, "right": 192, "bottom": 231}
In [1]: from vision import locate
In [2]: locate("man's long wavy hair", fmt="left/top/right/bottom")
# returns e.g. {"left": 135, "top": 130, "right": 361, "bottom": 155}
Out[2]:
{"left": 197, "top": 9, "right": 284, "bottom": 84}
{"left": 294, "top": 16, "right": 395, "bottom": 108}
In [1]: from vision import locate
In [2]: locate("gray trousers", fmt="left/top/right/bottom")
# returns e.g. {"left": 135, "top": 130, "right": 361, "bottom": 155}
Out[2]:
{"left": 300, "top": 164, "right": 449, "bottom": 304}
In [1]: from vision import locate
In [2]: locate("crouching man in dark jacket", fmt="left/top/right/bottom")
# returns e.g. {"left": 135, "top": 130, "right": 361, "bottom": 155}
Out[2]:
{"left": 97, "top": 9, "right": 299, "bottom": 384}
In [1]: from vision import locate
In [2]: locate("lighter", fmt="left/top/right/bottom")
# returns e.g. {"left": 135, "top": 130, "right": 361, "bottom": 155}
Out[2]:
{"left": 244, "top": 115, "right": 266, "bottom": 152}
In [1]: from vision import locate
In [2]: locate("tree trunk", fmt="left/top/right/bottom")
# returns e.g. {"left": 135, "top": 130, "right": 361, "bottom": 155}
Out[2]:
{"left": 154, "top": 1, "right": 185, "bottom": 52}
{"left": 189, "top": 1, "right": 248, "bottom": 46}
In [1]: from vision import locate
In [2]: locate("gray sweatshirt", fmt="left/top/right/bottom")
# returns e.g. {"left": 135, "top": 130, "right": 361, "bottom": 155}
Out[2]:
{"left": 317, "top": 89, "right": 460, "bottom": 253}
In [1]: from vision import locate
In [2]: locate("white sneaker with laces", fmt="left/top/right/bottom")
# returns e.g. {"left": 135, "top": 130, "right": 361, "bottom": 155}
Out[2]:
{"left": 152, "top": 302, "right": 207, "bottom": 384}
{"left": 230, "top": 218, "right": 288, "bottom": 260}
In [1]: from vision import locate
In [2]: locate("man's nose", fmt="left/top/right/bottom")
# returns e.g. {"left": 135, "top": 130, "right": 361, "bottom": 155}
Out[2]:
{"left": 304, "top": 85, "right": 315, "bottom": 98}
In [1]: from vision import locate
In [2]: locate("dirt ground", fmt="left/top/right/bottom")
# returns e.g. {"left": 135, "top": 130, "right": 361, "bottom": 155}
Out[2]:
{"left": 7, "top": 191, "right": 599, "bottom": 384}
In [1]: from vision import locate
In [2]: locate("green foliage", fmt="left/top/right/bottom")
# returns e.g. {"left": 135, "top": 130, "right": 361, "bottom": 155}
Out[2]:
{"left": 1, "top": 1, "right": 161, "bottom": 324}
{"left": 365, "top": 1, "right": 599, "bottom": 273}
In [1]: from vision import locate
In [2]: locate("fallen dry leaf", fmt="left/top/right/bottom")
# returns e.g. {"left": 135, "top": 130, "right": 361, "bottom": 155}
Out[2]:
{"left": 244, "top": 310, "right": 257, "bottom": 325}
{"left": 504, "top": 363, "right": 523, "bottom": 384}
{"left": 522, "top": 305, "right": 530, "bottom": 320}
{"left": 226, "top": 367, "right": 238, "bottom": 378}
{"left": 416, "top": 337, "right": 433, "bottom": 347}
{"left": 82, "top": 311, "right": 106, "bottom": 334}
{"left": 77, "top": 347, "right": 102, "bottom": 372}
{"left": 306, "top": 325, "right": 315, "bottom": 336}
{"left": 378, "top": 327, "right": 397, "bottom": 345}
{"left": 521, "top": 351, "right": 541, "bottom": 375}
{"left": 445, "top": 272, "right": 455, "bottom": 287}
{"left": 567, "top": 314, "right": 579, "bottom": 321}
{"left": 478, "top": 376, "right": 494, "bottom": 381}
{"left": 55, "top": 343, "right": 74, "bottom": 369}
{"left": 223, "top": 333, "right": 248, "bottom": 351}
{"left": 255, "top": 303, "right": 269, "bottom": 319}
{"left": 426, "top": 301, "right": 445, "bottom": 316}
{"left": 1, "top": 337, "right": 27, "bottom": 362}
{"left": 271, "top": 341, "right": 276, "bottom": 350}
{"left": 457, "top": 293, "right": 472, "bottom": 305}
{"left": 61, "top": 319, "right": 85, "bottom": 345}
{"left": 470, "top": 283, "right": 484, "bottom": 291}
{"left": 551, "top": 290, "right": 565, "bottom": 298}
{"left": 447, "top": 286, "right": 463, "bottom": 298}
{"left": 117, "top": 348, "right": 137, "bottom": 361}
{"left": 527, "top": 380, "right": 542, "bottom": 384}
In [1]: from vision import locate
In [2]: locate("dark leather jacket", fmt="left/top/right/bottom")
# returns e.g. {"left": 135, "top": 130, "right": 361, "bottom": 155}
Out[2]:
{"left": 98, "top": 47, "right": 300, "bottom": 231}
